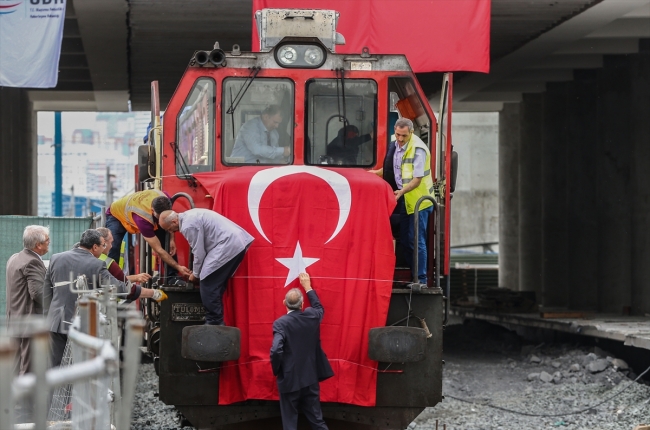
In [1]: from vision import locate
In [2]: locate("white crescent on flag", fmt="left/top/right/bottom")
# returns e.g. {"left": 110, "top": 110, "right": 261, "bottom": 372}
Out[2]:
{"left": 247, "top": 166, "right": 352, "bottom": 244}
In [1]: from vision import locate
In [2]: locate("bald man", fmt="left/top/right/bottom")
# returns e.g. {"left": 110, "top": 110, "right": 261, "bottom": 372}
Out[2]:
{"left": 270, "top": 273, "right": 334, "bottom": 430}
{"left": 159, "top": 208, "right": 253, "bottom": 325}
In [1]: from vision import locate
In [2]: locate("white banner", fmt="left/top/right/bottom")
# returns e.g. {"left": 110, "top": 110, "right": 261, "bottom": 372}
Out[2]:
{"left": 0, "top": 0, "right": 66, "bottom": 88}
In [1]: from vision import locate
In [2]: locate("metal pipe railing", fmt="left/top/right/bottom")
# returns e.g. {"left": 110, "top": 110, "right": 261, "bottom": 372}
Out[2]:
{"left": 2, "top": 291, "right": 143, "bottom": 430}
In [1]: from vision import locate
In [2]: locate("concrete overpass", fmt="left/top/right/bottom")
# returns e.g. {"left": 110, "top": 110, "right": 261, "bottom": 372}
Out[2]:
{"left": 1, "top": 0, "right": 649, "bottom": 314}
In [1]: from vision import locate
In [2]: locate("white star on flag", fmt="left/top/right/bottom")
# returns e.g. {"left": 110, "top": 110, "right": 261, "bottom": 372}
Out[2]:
{"left": 276, "top": 241, "right": 319, "bottom": 287}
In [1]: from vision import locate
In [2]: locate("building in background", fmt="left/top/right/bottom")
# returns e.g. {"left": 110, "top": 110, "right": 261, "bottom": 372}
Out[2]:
{"left": 37, "top": 111, "right": 151, "bottom": 216}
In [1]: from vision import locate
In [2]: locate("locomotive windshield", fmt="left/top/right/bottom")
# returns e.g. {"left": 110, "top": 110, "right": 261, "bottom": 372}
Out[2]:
{"left": 222, "top": 78, "right": 294, "bottom": 165}
{"left": 305, "top": 78, "right": 377, "bottom": 167}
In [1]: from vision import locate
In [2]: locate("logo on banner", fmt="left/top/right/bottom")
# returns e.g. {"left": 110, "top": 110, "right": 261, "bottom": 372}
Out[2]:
{"left": 247, "top": 166, "right": 352, "bottom": 286}
{"left": 0, "top": 1, "right": 22, "bottom": 15}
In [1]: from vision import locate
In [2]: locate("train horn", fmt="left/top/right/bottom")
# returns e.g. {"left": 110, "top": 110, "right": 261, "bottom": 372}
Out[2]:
{"left": 194, "top": 51, "right": 209, "bottom": 66}
{"left": 209, "top": 49, "right": 226, "bottom": 67}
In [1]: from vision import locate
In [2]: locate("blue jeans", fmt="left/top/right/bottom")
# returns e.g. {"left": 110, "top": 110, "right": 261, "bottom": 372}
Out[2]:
{"left": 105, "top": 214, "right": 127, "bottom": 262}
{"left": 398, "top": 198, "right": 433, "bottom": 284}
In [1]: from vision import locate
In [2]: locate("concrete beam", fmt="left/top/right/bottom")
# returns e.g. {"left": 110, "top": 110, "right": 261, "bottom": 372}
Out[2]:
{"left": 73, "top": 0, "right": 129, "bottom": 111}
{"left": 555, "top": 38, "right": 640, "bottom": 54}
{"left": 464, "top": 92, "right": 522, "bottom": 103}
{"left": 29, "top": 91, "right": 98, "bottom": 111}
{"left": 527, "top": 54, "right": 603, "bottom": 69}
{"left": 507, "top": 69, "right": 574, "bottom": 82}
{"left": 451, "top": 0, "right": 650, "bottom": 102}
{"left": 586, "top": 18, "right": 650, "bottom": 38}
{"left": 448, "top": 102, "right": 504, "bottom": 113}
{"left": 482, "top": 82, "right": 546, "bottom": 93}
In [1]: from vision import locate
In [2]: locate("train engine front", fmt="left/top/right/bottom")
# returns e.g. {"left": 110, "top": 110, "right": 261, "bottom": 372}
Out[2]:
{"left": 139, "top": 8, "right": 452, "bottom": 429}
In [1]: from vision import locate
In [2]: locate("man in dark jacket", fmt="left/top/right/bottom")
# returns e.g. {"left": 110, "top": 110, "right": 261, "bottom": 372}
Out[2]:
{"left": 44, "top": 229, "right": 142, "bottom": 367}
{"left": 270, "top": 272, "right": 334, "bottom": 430}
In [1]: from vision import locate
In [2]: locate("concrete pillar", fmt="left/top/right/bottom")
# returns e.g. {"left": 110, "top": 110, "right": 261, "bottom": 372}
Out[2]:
{"left": 498, "top": 103, "right": 520, "bottom": 290}
{"left": 540, "top": 82, "right": 569, "bottom": 308}
{"left": 630, "top": 40, "right": 650, "bottom": 315}
{"left": 596, "top": 56, "right": 632, "bottom": 314}
{"left": 0, "top": 87, "right": 36, "bottom": 215}
{"left": 566, "top": 71, "right": 599, "bottom": 311}
{"left": 518, "top": 93, "right": 543, "bottom": 302}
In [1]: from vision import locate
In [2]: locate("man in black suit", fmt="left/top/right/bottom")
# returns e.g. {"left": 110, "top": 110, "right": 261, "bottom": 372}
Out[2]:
{"left": 270, "top": 272, "right": 334, "bottom": 430}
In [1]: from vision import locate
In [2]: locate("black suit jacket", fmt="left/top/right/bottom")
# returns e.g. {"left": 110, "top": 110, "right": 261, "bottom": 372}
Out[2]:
{"left": 270, "top": 289, "right": 334, "bottom": 393}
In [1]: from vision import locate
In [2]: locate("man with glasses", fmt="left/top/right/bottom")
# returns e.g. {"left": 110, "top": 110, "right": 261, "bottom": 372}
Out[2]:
{"left": 5, "top": 225, "right": 50, "bottom": 375}
{"left": 43, "top": 229, "right": 145, "bottom": 367}
{"left": 230, "top": 104, "right": 291, "bottom": 164}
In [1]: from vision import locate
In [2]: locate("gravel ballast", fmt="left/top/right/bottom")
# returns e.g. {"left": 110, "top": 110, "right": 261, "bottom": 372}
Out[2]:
{"left": 409, "top": 321, "right": 650, "bottom": 430}
{"left": 131, "top": 361, "right": 196, "bottom": 430}
{"left": 131, "top": 320, "right": 650, "bottom": 430}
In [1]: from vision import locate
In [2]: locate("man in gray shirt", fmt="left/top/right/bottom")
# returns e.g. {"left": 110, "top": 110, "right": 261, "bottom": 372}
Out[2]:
{"left": 159, "top": 209, "right": 254, "bottom": 325}
{"left": 230, "top": 105, "right": 290, "bottom": 164}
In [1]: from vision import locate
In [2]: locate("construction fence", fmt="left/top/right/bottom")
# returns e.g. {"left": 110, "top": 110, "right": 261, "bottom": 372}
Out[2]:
{"left": 0, "top": 216, "right": 93, "bottom": 315}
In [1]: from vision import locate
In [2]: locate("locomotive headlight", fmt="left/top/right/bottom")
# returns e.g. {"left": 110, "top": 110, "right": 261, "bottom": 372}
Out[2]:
{"left": 274, "top": 43, "right": 326, "bottom": 68}
{"left": 277, "top": 46, "right": 298, "bottom": 65}
{"left": 304, "top": 47, "right": 324, "bottom": 66}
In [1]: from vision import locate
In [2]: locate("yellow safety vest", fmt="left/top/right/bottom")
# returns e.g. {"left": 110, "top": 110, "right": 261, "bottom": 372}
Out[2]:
{"left": 399, "top": 135, "right": 435, "bottom": 215}
{"left": 98, "top": 253, "right": 115, "bottom": 269}
{"left": 110, "top": 189, "right": 165, "bottom": 234}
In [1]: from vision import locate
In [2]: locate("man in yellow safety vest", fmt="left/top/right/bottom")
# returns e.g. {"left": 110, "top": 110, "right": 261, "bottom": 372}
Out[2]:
{"left": 105, "top": 190, "right": 191, "bottom": 281}
{"left": 369, "top": 118, "right": 435, "bottom": 284}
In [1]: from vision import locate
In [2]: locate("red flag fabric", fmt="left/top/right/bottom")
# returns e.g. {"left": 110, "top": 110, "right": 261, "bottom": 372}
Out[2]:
{"left": 194, "top": 166, "right": 396, "bottom": 406}
{"left": 252, "top": 0, "right": 491, "bottom": 73}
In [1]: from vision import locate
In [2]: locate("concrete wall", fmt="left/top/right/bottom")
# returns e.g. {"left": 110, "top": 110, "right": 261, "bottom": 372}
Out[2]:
{"left": 450, "top": 112, "right": 499, "bottom": 249}
{"left": 499, "top": 41, "right": 650, "bottom": 314}
{"left": 0, "top": 87, "right": 36, "bottom": 215}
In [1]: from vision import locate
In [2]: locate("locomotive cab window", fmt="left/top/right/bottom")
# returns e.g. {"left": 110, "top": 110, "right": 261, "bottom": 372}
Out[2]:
{"left": 388, "top": 78, "right": 432, "bottom": 148}
{"left": 176, "top": 78, "right": 215, "bottom": 175}
{"left": 305, "top": 79, "right": 377, "bottom": 167}
{"left": 222, "top": 78, "right": 294, "bottom": 165}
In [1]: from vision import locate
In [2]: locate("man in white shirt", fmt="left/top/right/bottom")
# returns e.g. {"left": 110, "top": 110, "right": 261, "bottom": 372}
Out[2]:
{"left": 159, "top": 209, "right": 254, "bottom": 325}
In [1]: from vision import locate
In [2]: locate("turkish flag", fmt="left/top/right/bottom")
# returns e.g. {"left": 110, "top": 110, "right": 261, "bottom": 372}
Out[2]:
{"left": 195, "top": 166, "right": 396, "bottom": 406}
{"left": 252, "top": 0, "right": 491, "bottom": 73}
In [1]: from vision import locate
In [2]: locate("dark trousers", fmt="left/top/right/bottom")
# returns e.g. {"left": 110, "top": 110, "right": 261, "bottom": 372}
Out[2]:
{"left": 12, "top": 337, "right": 31, "bottom": 375}
{"left": 106, "top": 213, "right": 177, "bottom": 277}
{"left": 397, "top": 198, "right": 433, "bottom": 283}
{"left": 279, "top": 382, "right": 328, "bottom": 430}
{"left": 49, "top": 332, "right": 68, "bottom": 368}
{"left": 200, "top": 249, "right": 247, "bottom": 325}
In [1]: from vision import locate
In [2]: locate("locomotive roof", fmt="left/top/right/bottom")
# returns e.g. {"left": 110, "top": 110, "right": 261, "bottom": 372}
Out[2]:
{"left": 188, "top": 48, "right": 413, "bottom": 73}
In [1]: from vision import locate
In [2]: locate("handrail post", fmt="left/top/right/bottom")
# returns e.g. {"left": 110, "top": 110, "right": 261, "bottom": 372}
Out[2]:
{"left": 0, "top": 337, "right": 16, "bottom": 427}
{"left": 31, "top": 328, "right": 50, "bottom": 429}
{"left": 412, "top": 196, "right": 439, "bottom": 289}
{"left": 117, "top": 314, "right": 146, "bottom": 430}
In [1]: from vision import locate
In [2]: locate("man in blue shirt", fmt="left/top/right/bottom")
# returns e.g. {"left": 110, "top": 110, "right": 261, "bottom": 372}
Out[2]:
{"left": 230, "top": 105, "right": 290, "bottom": 163}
